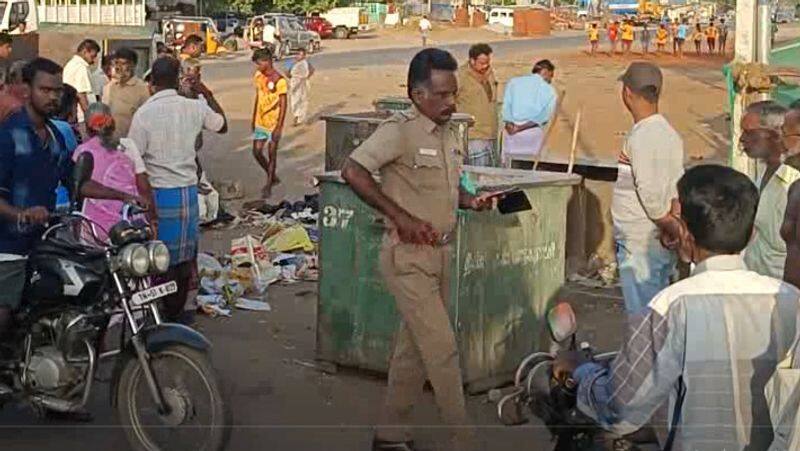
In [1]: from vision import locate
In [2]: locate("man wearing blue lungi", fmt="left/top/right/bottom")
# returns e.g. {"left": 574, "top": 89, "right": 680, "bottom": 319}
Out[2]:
{"left": 128, "top": 57, "right": 227, "bottom": 323}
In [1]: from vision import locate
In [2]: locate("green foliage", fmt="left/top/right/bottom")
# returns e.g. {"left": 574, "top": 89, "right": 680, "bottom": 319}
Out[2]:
{"left": 206, "top": 0, "right": 275, "bottom": 15}
{"left": 272, "top": 0, "right": 337, "bottom": 13}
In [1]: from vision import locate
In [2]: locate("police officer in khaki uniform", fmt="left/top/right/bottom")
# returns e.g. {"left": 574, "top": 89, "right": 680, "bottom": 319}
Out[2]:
{"left": 342, "top": 49, "right": 495, "bottom": 451}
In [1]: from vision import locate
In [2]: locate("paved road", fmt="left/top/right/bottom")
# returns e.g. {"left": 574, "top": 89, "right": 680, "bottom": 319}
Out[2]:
{"left": 204, "top": 33, "right": 587, "bottom": 78}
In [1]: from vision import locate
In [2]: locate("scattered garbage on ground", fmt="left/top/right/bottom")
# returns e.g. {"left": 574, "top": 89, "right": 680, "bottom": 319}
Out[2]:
{"left": 567, "top": 253, "right": 618, "bottom": 288}
{"left": 194, "top": 193, "right": 321, "bottom": 318}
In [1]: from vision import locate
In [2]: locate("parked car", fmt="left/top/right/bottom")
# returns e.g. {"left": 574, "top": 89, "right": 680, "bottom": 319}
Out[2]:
{"left": 214, "top": 12, "right": 240, "bottom": 34}
{"left": 321, "top": 7, "right": 374, "bottom": 39}
{"left": 247, "top": 14, "right": 321, "bottom": 58}
{"left": 774, "top": 6, "right": 797, "bottom": 23}
{"left": 488, "top": 7, "right": 514, "bottom": 28}
{"left": 304, "top": 15, "right": 334, "bottom": 39}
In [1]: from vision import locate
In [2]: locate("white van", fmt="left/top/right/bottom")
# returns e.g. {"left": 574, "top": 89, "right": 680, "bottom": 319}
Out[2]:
{"left": 488, "top": 7, "right": 514, "bottom": 28}
{"left": 0, "top": 0, "right": 37, "bottom": 33}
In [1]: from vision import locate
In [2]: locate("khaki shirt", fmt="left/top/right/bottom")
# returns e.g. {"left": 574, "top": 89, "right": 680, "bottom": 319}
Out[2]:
{"left": 456, "top": 65, "right": 497, "bottom": 140}
{"left": 349, "top": 108, "right": 462, "bottom": 235}
{"left": 102, "top": 77, "right": 150, "bottom": 139}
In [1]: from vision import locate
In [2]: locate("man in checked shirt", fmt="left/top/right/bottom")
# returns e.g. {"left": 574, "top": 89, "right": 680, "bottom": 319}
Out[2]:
{"left": 557, "top": 165, "right": 800, "bottom": 450}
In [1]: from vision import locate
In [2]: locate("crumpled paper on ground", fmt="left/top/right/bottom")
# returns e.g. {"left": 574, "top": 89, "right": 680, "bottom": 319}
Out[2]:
{"left": 263, "top": 225, "right": 315, "bottom": 253}
{"left": 196, "top": 253, "right": 280, "bottom": 317}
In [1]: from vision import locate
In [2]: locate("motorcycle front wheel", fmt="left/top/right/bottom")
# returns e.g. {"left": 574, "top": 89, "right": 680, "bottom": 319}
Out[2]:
{"left": 116, "top": 344, "right": 231, "bottom": 451}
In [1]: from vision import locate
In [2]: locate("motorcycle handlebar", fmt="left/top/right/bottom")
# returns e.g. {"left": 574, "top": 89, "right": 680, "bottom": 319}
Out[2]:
{"left": 121, "top": 203, "right": 147, "bottom": 222}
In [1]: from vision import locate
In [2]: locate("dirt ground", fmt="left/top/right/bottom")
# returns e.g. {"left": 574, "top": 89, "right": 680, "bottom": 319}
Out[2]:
{"left": 0, "top": 27, "right": 777, "bottom": 451}
{"left": 198, "top": 41, "right": 734, "bottom": 270}
{"left": 150, "top": 25, "right": 796, "bottom": 449}
{"left": 202, "top": 45, "right": 732, "bottom": 202}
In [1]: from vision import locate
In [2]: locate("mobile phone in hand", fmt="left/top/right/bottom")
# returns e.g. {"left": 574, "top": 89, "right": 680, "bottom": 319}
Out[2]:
{"left": 497, "top": 190, "right": 532, "bottom": 214}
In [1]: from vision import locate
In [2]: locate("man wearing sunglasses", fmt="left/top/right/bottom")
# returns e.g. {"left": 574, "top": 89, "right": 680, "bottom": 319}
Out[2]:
{"left": 740, "top": 101, "right": 800, "bottom": 279}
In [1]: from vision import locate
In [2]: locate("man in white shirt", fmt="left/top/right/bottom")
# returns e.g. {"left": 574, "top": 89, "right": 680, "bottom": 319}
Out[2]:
{"left": 740, "top": 101, "right": 800, "bottom": 279}
{"left": 63, "top": 39, "right": 100, "bottom": 124}
{"left": 419, "top": 15, "right": 432, "bottom": 47}
{"left": 611, "top": 62, "right": 685, "bottom": 315}
{"left": 262, "top": 18, "right": 282, "bottom": 58}
{"left": 128, "top": 57, "right": 227, "bottom": 323}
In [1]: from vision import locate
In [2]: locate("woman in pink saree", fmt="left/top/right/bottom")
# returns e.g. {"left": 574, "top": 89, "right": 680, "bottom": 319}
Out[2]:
{"left": 72, "top": 103, "right": 154, "bottom": 241}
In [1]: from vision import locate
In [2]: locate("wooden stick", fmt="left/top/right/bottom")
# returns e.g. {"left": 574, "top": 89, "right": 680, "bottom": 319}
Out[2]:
{"left": 534, "top": 89, "right": 567, "bottom": 171}
{"left": 568, "top": 106, "right": 583, "bottom": 175}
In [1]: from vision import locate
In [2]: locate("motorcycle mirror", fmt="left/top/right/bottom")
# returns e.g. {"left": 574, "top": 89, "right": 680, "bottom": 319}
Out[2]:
{"left": 71, "top": 152, "right": 94, "bottom": 208}
{"left": 547, "top": 302, "right": 577, "bottom": 344}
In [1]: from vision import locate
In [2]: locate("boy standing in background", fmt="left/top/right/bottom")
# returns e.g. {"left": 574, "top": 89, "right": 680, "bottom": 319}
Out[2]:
{"left": 588, "top": 23, "right": 600, "bottom": 55}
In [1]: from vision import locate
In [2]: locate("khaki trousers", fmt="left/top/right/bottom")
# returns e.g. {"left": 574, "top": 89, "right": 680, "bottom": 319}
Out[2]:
{"left": 376, "top": 243, "right": 475, "bottom": 450}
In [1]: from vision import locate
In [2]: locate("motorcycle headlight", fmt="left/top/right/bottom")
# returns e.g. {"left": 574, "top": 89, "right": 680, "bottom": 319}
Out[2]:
{"left": 147, "top": 241, "right": 170, "bottom": 274}
{"left": 120, "top": 244, "right": 150, "bottom": 277}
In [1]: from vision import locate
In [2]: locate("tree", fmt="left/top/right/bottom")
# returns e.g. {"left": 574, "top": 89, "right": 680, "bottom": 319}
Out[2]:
{"left": 272, "top": 0, "right": 336, "bottom": 13}
{"left": 206, "top": 0, "right": 274, "bottom": 14}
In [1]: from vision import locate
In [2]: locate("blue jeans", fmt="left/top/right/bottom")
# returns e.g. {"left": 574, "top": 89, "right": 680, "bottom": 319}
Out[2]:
{"left": 616, "top": 238, "right": 677, "bottom": 315}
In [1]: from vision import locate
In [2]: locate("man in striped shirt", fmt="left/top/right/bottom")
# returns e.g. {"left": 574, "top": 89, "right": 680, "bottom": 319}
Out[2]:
{"left": 558, "top": 165, "right": 800, "bottom": 450}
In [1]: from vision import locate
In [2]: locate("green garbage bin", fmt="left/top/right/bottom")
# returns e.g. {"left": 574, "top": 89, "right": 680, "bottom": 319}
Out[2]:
{"left": 373, "top": 96, "right": 413, "bottom": 114}
{"left": 315, "top": 167, "right": 580, "bottom": 392}
{"left": 322, "top": 111, "right": 473, "bottom": 171}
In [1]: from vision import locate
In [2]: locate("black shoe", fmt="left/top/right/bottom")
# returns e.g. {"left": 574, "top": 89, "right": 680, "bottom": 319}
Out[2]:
{"left": 372, "top": 439, "right": 419, "bottom": 451}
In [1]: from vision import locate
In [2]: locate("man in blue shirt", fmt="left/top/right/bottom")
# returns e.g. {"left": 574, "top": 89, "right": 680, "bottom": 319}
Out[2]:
{"left": 676, "top": 20, "right": 689, "bottom": 58}
{"left": 0, "top": 58, "right": 142, "bottom": 356}
{"left": 502, "top": 59, "right": 556, "bottom": 136}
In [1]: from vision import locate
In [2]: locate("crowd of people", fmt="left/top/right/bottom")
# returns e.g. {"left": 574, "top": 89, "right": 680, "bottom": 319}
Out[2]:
{"left": 557, "top": 60, "right": 800, "bottom": 450}
{"left": 0, "top": 35, "right": 230, "bottom": 334}
{"left": 338, "top": 41, "right": 800, "bottom": 449}
{"left": 589, "top": 17, "right": 732, "bottom": 57}
{"left": 0, "top": 31, "right": 319, "bottom": 328}
{"left": 4, "top": 18, "right": 800, "bottom": 449}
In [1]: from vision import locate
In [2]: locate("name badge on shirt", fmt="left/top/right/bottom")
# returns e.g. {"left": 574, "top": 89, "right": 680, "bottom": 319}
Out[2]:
{"left": 419, "top": 148, "right": 438, "bottom": 156}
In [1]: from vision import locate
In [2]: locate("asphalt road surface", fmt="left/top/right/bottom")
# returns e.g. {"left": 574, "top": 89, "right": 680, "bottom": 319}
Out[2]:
{"left": 203, "top": 33, "right": 587, "bottom": 79}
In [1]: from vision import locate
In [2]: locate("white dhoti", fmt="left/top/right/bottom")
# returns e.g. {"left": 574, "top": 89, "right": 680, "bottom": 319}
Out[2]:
{"left": 501, "top": 127, "right": 545, "bottom": 166}
{"left": 289, "top": 60, "right": 311, "bottom": 122}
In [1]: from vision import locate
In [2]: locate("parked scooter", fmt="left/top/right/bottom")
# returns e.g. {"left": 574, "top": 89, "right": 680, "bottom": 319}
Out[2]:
{"left": 0, "top": 153, "right": 230, "bottom": 451}
{"left": 496, "top": 303, "right": 622, "bottom": 450}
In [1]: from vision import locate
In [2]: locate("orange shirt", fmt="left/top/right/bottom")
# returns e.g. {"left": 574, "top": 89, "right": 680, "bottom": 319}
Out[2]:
{"left": 608, "top": 24, "right": 619, "bottom": 40}
{"left": 705, "top": 26, "right": 718, "bottom": 39}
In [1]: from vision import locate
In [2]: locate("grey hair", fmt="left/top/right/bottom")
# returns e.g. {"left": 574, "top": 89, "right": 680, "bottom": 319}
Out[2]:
{"left": 0, "top": 60, "right": 27, "bottom": 86}
{"left": 746, "top": 100, "right": 787, "bottom": 133}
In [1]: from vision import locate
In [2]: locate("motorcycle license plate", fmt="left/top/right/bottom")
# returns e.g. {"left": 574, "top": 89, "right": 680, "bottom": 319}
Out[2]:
{"left": 131, "top": 281, "right": 178, "bottom": 306}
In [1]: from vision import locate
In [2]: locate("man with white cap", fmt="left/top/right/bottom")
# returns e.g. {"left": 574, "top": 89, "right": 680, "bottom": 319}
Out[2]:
{"left": 611, "top": 61, "right": 685, "bottom": 315}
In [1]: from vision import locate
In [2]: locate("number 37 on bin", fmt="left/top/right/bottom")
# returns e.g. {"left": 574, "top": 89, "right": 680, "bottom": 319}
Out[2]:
{"left": 322, "top": 206, "right": 355, "bottom": 229}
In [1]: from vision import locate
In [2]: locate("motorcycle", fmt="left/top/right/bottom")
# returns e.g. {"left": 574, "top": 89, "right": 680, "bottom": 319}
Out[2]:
{"left": 495, "top": 302, "right": 625, "bottom": 451}
{"left": 0, "top": 154, "right": 231, "bottom": 451}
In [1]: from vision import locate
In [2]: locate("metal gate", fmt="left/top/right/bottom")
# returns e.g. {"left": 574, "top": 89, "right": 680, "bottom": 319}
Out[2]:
{"left": 37, "top": 0, "right": 146, "bottom": 26}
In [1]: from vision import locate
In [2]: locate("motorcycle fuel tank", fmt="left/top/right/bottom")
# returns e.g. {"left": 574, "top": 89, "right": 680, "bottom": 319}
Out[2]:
{"left": 26, "top": 255, "right": 106, "bottom": 306}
